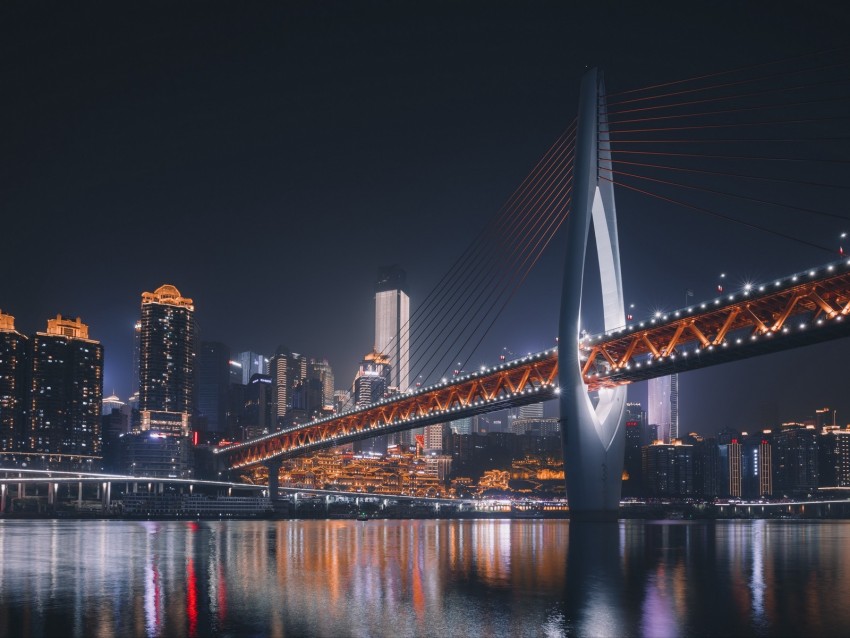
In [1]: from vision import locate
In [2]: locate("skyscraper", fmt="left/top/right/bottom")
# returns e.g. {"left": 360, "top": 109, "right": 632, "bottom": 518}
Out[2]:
{"left": 29, "top": 315, "right": 103, "bottom": 465}
{"left": 269, "top": 346, "right": 307, "bottom": 427}
{"left": 231, "top": 351, "right": 269, "bottom": 385}
{"left": 647, "top": 374, "right": 678, "bottom": 443}
{"left": 197, "top": 341, "right": 231, "bottom": 439}
{"left": 131, "top": 320, "right": 141, "bottom": 396}
{"left": 138, "top": 285, "right": 196, "bottom": 437}
{"left": 375, "top": 265, "right": 409, "bottom": 392}
{"left": 308, "top": 357, "right": 335, "bottom": 411}
{"left": 353, "top": 350, "right": 391, "bottom": 454}
{"left": 0, "top": 311, "right": 27, "bottom": 452}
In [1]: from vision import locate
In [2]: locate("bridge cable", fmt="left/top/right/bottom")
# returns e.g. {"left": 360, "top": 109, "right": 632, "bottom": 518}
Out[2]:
{"left": 599, "top": 175, "right": 834, "bottom": 254}
{"left": 605, "top": 47, "right": 847, "bottom": 98}
{"left": 605, "top": 75, "right": 850, "bottom": 117}
{"left": 370, "top": 121, "right": 576, "bottom": 384}
{"left": 605, "top": 61, "right": 850, "bottom": 108}
{"left": 404, "top": 134, "right": 576, "bottom": 382}
{"left": 411, "top": 149, "right": 576, "bottom": 384}
{"left": 427, "top": 177, "right": 574, "bottom": 383}
{"left": 600, "top": 166, "right": 850, "bottom": 223}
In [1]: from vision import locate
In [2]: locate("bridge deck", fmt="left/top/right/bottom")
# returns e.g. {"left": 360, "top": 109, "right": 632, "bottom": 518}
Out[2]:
{"left": 218, "top": 259, "right": 850, "bottom": 470}
{"left": 218, "top": 350, "right": 558, "bottom": 469}
{"left": 582, "top": 258, "right": 850, "bottom": 386}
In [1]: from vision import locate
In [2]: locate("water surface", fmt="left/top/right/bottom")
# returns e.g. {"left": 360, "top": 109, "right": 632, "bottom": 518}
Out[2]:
{"left": 0, "top": 518, "right": 847, "bottom": 636}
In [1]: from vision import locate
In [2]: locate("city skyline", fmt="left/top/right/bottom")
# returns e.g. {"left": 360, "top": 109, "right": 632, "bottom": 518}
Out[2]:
{"left": 3, "top": 3, "right": 850, "bottom": 438}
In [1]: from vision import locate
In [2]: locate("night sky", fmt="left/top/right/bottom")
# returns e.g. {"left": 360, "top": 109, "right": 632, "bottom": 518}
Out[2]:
{"left": 3, "top": 2, "right": 850, "bottom": 435}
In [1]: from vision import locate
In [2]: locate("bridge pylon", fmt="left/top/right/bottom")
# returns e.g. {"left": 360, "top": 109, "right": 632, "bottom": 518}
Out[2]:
{"left": 559, "top": 68, "right": 627, "bottom": 520}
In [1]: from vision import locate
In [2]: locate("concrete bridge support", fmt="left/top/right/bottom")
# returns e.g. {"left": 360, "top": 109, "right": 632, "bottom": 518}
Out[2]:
{"left": 265, "top": 458, "right": 284, "bottom": 500}
{"left": 559, "top": 67, "right": 627, "bottom": 521}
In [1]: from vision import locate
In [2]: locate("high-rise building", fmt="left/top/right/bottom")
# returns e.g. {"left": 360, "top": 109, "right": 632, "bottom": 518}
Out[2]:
{"left": 718, "top": 440, "right": 743, "bottom": 498}
{"left": 353, "top": 350, "right": 391, "bottom": 408}
{"left": 29, "top": 315, "right": 103, "bottom": 465}
{"left": 623, "top": 417, "right": 642, "bottom": 497}
{"left": 333, "top": 389, "right": 351, "bottom": 414}
{"left": 242, "top": 373, "right": 273, "bottom": 440}
{"left": 819, "top": 428, "right": 850, "bottom": 487}
{"left": 231, "top": 351, "right": 269, "bottom": 385}
{"left": 308, "top": 358, "right": 335, "bottom": 410}
{"left": 0, "top": 311, "right": 27, "bottom": 452}
{"left": 423, "top": 423, "right": 446, "bottom": 452}
{"left": 641, "top": 441, "right": 693, "bottom": 497}
{"left": 647, "top": 374, "right": 678, "bottom": 443}
{"left": 741, "top": 433, "right": 772, "bottom": 498}
{"left": 197, "top": 341, "right": 231, "bottom": 439}
{"left": 138, "top": 285, "right": 196, "bottom": 437}
{"left": 269, "top": 346, "right": 307, "bottom": 427}
{"left": 773, "top": 424, "right": 819, "bottom": 496}
{"left": 375, "top": 265, "right": 409, "bottom": 392}
{"left": 131, "top": 320, "right": 141, "bottom": 396}
{"left": 353, "top": 350, "right": 391, "bottom": 454}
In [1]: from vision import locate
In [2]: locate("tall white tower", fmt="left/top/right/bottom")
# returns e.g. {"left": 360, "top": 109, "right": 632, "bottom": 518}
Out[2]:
{"left": 647, "top": 374, "right": 679, "bottom": 443}
{"left": 375, "top": 265, "right": 410, "bottom": 392}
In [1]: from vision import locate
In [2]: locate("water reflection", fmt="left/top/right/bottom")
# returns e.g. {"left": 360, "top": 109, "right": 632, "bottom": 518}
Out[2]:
{"left": 0, "top": 519, "right": 849, "bottom": 636}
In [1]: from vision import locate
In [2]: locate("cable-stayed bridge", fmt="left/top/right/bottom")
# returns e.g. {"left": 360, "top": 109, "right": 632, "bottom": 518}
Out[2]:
{"left": 219, "top": 257, "right": 850, "bottom": 469}
{"left": 217, "top": 56, "right": 850, "bottom": 518}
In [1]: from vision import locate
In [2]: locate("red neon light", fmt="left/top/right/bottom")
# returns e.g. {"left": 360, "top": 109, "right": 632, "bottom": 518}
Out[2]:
{"left": 626, "top": 420, "right": 639, "bottom": 427}
{"left": 193, "top": 431, "right": 199, "bottom": 446}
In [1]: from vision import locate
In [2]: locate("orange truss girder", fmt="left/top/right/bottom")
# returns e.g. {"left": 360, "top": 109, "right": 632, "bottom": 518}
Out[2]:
{"left": 581, "top": 261, "right": 850, "bottom": 388}
{"left": 219, "top": 350, "right": 559, "bottom": 469}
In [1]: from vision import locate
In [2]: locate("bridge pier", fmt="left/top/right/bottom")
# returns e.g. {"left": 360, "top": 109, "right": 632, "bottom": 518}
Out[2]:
{"left": 559, "top": 67, "right": 627, "bottom": 521}
{"left": 265, "top": 458, "right": 284, "bottom": 501}
{"left": 1, "top": 484, "right": 6, "bottom": 514}
{"left": 101, "top": 481, "right": 111, "bottom": 512}
{"left": 78, "top": 481, "right": 83, "bottom": 508}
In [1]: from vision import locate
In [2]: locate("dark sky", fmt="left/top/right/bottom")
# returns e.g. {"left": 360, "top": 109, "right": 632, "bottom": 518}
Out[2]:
{"left": 2, "top": 1, "right": 850, "bottom": 435}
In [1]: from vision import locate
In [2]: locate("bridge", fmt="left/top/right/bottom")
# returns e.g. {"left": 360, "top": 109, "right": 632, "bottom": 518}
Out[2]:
{"left": 216, "top": 64, "right": 850, "bottom": 519}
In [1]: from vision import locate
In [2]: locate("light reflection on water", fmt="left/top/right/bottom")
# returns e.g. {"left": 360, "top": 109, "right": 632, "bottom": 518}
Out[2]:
{"left": 0, "top": 518, "right": 848, "bottom": 637}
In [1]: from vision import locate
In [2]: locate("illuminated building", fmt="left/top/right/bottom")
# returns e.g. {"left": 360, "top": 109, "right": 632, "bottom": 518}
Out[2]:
{"left": 269, "top": 346, "right": 306, "bottom": 426}
{"left": 352, "top": 350, "right": 391, "bottom": 454}
{"left": 718, "top": 440, "right": 743, "bottom": 498}
{"left": 28, "top": 315, "right": 103, "bottom": 465}
{"left": 451, "top": 417, "right": 474, "bottom": 436}
{"left": 333, "top": 389, "right": 351, "bottom": 413}
{"left": 423, "top": 423, "right": 446, "bottom": 452}
{"left": 308, "top": 358, "right": 335, "bottom": 410}
{"left": 0, "top": 310, "right": 27, "bottom": 452}
{"left": 647, "top": 374, "right": 678, "bottom": 443}
{"left": 131, "top": 320, "right": 141, "bottom": 396}
{"left": 819, "top": 428, "right": 850, "bottom": 487}
{"left": 641, "top": 441, "right": 694, "bottom": 497}
{"left": 231, "top": 351, "right": 268, "bottom": 385}
{"left": 119, "top": 432, "right": 192, "bottom": 478}
{"left": 353, "top": 350, "right": 391, "bottom": 407}
{"left": 241, "top": 373, "right": 273, "bottom": 440}
{"left": 622, "top": 417, "right": 642, "bottom": 497}
{"left": 772, "top": 424, "right": 819, "bottom": 496}
{"left": 687, "top": 433, "right": 720, "bottom": 498}
{"left": 742, "top": 433, "right": 772, "bottom": 498}
{"left": 198, "top": 341, "right": 230, "bottom": 439}
{"left": 138, "top": 285, "right": 196, "bottom": 437}
{"left": 375, "top": 265, "right": 413, "bottom": 446}
{"left": 375, "top": 265, "right": 409, "bottom": 392}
